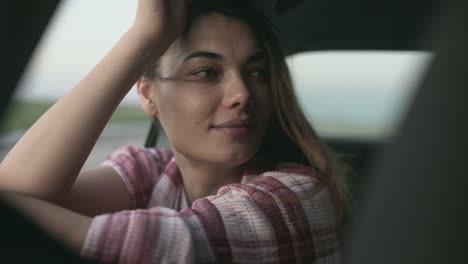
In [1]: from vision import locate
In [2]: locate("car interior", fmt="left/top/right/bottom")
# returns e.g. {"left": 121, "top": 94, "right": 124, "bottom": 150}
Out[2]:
{"left": 1, "top": 0, "right": 466, "bottom": 262}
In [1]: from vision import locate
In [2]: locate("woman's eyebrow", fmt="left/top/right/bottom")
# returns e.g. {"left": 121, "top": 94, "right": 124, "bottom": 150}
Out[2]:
{"left": 181, "top": 51, "right": 266, "bottom": 64}
{"left": 182, "top": 51, "right": 224, "bottom": 62}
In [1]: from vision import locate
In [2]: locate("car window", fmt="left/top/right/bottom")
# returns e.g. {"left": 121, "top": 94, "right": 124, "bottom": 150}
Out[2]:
{"left": 287, "top": 51, "right": 432, "bottom": 140}
{"left": 0, "top": 1, "right": 147, "bottom": 169}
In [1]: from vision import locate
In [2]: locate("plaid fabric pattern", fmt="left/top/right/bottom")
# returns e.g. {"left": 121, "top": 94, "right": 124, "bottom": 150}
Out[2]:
{"left": 81, "top": 146, "right": 342, "bottom": 263}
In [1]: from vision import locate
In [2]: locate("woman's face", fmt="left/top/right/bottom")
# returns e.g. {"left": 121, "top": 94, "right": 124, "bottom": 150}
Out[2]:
{"left": 144, "top": 13, "right": 272, "bottom": 167}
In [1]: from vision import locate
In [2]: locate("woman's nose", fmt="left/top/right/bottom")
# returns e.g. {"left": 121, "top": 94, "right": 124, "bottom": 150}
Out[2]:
{"left": 222, "top": 73, "right": 251, "bottom": 109}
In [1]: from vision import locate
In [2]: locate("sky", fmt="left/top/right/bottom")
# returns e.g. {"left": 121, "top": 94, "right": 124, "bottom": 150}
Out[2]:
{"left": 14, "top": 0, "right": 432, "bottom": 138}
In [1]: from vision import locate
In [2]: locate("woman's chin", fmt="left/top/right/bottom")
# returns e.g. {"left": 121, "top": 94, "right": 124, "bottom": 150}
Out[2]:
{"left": 173, "top": 142, "right": 260, "bottom": 168}
{"left": 213, "top": 148, "right": 258, "bottom": 167}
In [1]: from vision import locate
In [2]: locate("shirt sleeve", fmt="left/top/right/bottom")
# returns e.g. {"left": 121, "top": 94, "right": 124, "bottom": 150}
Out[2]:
{"left": 100, "top": 145, "right": 172, "bottom": 209}
{"left": 80, "top": 170, "right": 342, "bottom": 263}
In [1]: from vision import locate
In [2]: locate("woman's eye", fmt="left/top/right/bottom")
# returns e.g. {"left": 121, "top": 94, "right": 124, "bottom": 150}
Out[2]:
{"left": 194, "top": 68, "right": 219, "bottom": 79}
{"left": 250, "top": 69, "right": 267, "bottom": 79}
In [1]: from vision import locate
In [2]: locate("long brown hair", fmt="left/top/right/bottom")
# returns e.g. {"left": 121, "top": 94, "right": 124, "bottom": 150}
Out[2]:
{"left": 145, "top": 0, "right": 350, "bottom": 221}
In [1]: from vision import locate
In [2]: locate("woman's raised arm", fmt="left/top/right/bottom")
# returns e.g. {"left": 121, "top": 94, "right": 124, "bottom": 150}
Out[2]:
{"left": 0, "top": 0, "right": 187, "bottom": 203}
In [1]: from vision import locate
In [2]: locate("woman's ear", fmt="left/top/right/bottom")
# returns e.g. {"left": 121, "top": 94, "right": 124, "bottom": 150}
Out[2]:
{"left": 136, "top": 78, "right": 159, "bottom": 117}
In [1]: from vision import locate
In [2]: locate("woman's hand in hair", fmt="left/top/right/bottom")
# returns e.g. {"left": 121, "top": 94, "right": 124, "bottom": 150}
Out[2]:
{"left": 0, "top": 0, "right": 189, "bottom": 206}
{"left": 132, "top": 0, "right": 188, "bottom": 47}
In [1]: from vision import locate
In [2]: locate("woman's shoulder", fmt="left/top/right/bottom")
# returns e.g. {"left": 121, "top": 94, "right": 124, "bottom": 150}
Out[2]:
{"left": 105, "top": 145, "right": 174, "bottom": 165}
{"left": 101, "top": 145, "right": 175, "bottom": 180}
{"left": 100, "top": 145, "right": 176, "bottom": 209}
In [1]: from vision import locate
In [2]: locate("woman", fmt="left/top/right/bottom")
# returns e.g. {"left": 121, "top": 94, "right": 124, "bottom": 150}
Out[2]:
{"left": 0, "top": 0, "right": 347, "bottom": 262}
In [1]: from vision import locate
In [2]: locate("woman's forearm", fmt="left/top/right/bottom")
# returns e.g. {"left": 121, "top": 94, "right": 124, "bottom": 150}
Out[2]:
{"left": 0, "top": 192, "right": 92, "bottom": 253}
{"left": 0, "top": 29, "right": 168, "bottom": 202}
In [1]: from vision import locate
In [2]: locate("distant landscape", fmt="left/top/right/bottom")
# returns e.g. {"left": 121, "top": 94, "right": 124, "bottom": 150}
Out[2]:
{"left": 1, "top": 100, "right": 148, "bottom": 133}
{"left": 0, "top": 99, "right": 392, "bottom": 140}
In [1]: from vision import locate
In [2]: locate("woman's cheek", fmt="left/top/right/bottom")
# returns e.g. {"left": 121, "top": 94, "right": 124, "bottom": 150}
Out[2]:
{"left": 160, "top": 87, "right": 220, "bottom": 128}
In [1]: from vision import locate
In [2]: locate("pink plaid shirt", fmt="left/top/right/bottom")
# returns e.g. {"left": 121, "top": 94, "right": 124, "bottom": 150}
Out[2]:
{"left": 80, "top": 145, "right": 341, "bottom": 263}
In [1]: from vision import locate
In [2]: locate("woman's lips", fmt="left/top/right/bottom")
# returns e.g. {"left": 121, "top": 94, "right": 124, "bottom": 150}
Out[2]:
{"left": 213, "top": 126, "right": 250, "bottom": 137}
{"left": 212, "top": 119, "right": 254, "bottom": 138}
